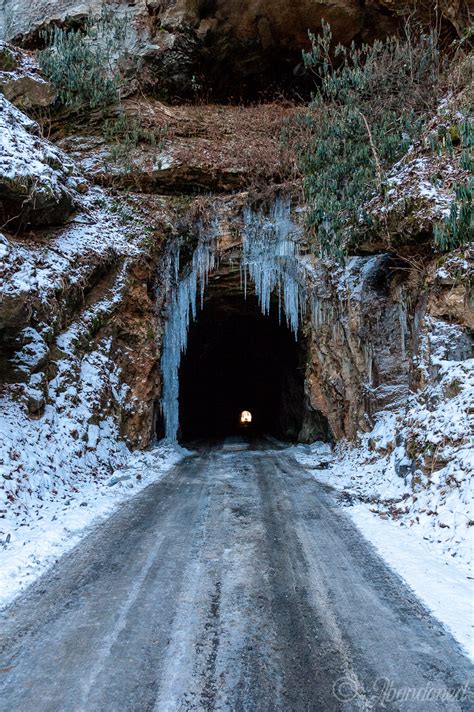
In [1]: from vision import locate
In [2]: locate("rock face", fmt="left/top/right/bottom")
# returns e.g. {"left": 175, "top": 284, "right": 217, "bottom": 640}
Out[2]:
{"left": 0, "top": 88, "right": 166, "bottom": 452}
{"left": 3, "top": 0, "right": 468, "bottom": 100}
{"left": 0, "top": 43, "right": 55, "bottom": 108}
{"left": 0, "top": 94, "right": 78, "bottom": 229}
{"left": 302, "top": 255, "right": 413, "bottom": 440}
{"left": 0, "top": 32, "right": 471, "bottom": 462}
{"left": 141, "top": 0, "right": 402, "bottom": 99}
{"left": 0, "top": 1, "right": 134, "bottom": 42}
{"left": 59, "top": 99, "right": 297, "bottom": 194}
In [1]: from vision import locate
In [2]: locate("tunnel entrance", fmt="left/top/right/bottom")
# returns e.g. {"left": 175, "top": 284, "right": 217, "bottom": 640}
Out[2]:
{"left": 178, "top": 284, "right": 306, "bottom": 443}
{"left": 159, "top": 199, "right": 334, "bottom": 444}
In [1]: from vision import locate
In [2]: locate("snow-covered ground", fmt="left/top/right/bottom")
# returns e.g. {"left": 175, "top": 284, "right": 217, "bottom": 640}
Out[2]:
{"left": 0, "top": 436, "right": 188, "bottom": 609}
{"left": 290, "top": 329, "right": 474, "bottom": 660}
{"left": 0, "top": 90, "right": 176, "bottom": 609}
{"left": 291, "top": 437, "right": 473, "bottom": 661}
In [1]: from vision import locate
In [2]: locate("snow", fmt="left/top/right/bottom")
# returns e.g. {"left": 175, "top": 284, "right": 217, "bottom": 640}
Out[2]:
{"left": 0, "top": 95, "right": 142, "bottom": 327}
{"left": 292, "top": 434, "right": 473, "bottom": 660}
{"left": 349, "top": 505, "right": 474, "bottom": 661}
{"left": 5, "top": 170, "right": 173, "bottom": 613}
{"left": 1, "top": 191, "right": 139, "bottom": 300}
{"left": 0, "top": 41, "right": 52, "bottom": 94}
{"left": 368, "top": 151, "right": 467, "bottom": 229}
{"left": 0, "top": 427, "right": 188, "bottom": 609}
{"left": 0, "top": 90, "right": 173, "bottom": 610}
{"left": 0, "top": 93, "right": 78, "bottom": 196}
{"left": 291, "top": 317, "right": 474, "bottom": 660}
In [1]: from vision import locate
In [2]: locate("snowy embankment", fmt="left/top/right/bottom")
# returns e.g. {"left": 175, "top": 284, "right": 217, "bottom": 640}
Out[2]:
{"left": 0, "top": 416, "right": 188, "bottom": 609}
{"left": 291, "top": 327, "right": 474, "bottom": 660}
{"left": 0, "top": 90, "right": 187, "bottom": 608}
{"left": 294, "top": 438, "right": 473, "bottom": 660}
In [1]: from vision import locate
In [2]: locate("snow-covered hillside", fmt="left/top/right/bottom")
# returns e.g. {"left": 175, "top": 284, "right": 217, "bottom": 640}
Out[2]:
{"left": 0, "top": 92, "right": 182, "bottom": 606}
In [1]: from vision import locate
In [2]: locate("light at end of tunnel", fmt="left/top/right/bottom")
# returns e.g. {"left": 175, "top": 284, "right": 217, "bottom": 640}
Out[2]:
{"left": 240, "top": 410, "right": 252, "bottom": 424}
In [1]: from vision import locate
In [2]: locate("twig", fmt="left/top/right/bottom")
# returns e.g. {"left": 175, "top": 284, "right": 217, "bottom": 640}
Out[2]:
{"left": 356, "top": 109, "right": 383, "bottom": 191}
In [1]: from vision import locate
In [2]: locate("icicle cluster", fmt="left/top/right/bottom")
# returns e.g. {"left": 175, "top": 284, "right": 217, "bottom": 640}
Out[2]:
{"left": 241, "top": 197, "right": 305, "bottom": 336}
{"left": 161, "top": 224, "right": 219, "bottom": 441}
{"left": 311, "top": 298, "right": 336, "bottom": 331}
{"left": 161, "top": 198, "right": 307, "bottom": 441}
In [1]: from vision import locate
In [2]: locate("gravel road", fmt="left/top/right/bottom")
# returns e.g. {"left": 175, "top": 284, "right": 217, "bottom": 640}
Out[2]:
{"left": 0, "top": 439, "right": 472, "bottom": 711}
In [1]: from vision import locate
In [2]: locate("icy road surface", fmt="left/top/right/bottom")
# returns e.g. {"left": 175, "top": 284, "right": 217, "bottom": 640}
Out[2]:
{"left": 0, "top": 439, "right": 472, "bottom": 711}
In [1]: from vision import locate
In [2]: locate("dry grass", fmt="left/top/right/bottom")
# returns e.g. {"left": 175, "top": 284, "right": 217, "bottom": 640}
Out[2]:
{"left": 119, "top": 98, "right": 305, "bottom": 189}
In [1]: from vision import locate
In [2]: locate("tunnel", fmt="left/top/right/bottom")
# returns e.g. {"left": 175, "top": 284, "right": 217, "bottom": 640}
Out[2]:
{"left": 176, "top": 271, "right": 320, "bottom": 444}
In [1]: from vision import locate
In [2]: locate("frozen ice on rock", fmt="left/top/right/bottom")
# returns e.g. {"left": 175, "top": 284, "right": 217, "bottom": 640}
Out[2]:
{"left": 161, "top": 198, "right": 306, "bottom": 441}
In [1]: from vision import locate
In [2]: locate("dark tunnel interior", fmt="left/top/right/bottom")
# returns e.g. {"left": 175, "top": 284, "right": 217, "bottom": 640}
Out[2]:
{"left": 177, "top": 289, "right": 307, "bottom": 443}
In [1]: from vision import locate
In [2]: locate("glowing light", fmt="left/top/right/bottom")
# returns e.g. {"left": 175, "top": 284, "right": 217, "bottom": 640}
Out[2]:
{"left": 240, "top": 410, "right": 252, "bottom": 424}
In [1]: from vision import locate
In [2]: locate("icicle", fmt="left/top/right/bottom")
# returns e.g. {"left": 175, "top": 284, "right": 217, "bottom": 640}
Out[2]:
{"left": 398, "top": 294, "right": 407, "bottom": 358}
{"left": 161, "top": 220, "right": 219, "bottom": 442}
{"left": 278, "top": 279, "right": 282, "bottom": 324}
{"left": 241, "top": 196, "right": 305, "bottom": 338}
{"left": 161, "top": 198, "right": 308, "bottom": 442}
{"left": 362, "top": 342, "right": 373, "bottom": 385}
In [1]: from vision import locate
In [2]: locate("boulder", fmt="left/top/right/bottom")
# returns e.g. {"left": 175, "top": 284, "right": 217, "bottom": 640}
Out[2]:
{"left": 25, "top": 386, "right": 45, "bottom": 414}
{"left": 0, "top": 43, "right": 55, "bottom": 109}
{"left": 0, "top": 94, "right": 78, "bottom": 230}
